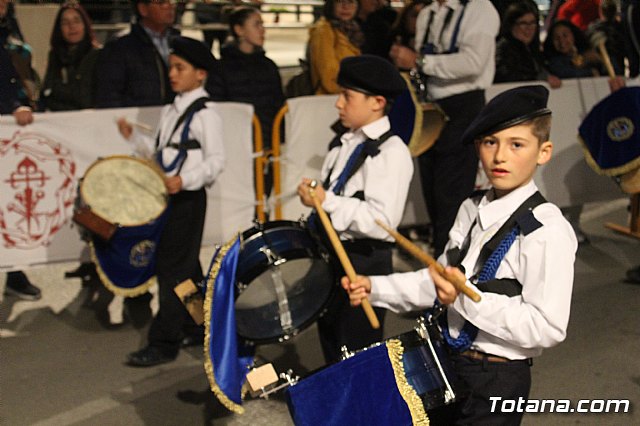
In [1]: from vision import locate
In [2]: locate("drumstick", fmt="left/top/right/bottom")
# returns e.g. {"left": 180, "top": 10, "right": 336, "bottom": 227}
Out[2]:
{"left": 375, "top": 219, "right": 481, "bottom": 303}
{"left": 591, "top": 32, "right": 616, "bottom": 78}
{"left": 308, "top": 181, "right": 380, "bottom": 329}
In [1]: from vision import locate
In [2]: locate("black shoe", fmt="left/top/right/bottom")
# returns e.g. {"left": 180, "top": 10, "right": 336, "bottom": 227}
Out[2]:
{"left": 65, "top": 262, "right": 98, "bottom": 283}
{"left": 180, "top": 334, "right": 204, "bottom": 348}
{"left": 5, "top": 271, "right": 42, "bottom": 301}
{"left": 625, "top": 266, "right": 640, "bottom": 284}
{"left": 126, "top": 346, "right": 176, "bottom": 367}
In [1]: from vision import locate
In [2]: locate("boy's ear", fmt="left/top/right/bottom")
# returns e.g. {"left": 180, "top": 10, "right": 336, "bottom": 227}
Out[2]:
{"left": 537, "top": 140, "right": 553, "bottom": 166}
{"left": 372, "top": 95, "right": 386, "bottom": 112}
{"left": 196, "top": 68, "right": 208, "bottom": 83}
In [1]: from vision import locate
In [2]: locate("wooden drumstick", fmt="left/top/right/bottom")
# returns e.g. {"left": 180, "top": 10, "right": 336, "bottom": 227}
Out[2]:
{"left": 308, "top": 181, "right": 380, "bottom": 329}
{"left": 375, "top": 219, "right": 481, "bottom": 303}
{"left": 591, "top": 32, "right": 616, "bottom": 78}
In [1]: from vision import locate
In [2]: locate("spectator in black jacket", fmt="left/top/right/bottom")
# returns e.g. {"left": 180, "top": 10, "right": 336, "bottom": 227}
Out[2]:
{"left": 357, "top": 0, "right": 397, "bottom": 60}
{"left": 495, "top": 0, "right": 562, "bottom": 87}
{"left": 207, "top": 6, "right": 284, "bottom": 196}
{"left": 41, "top": 2, "right": 101, "bottom": 111}
{"left": 95, "top": 0, "right": 179, "bottom": 108}
{"left": 0, "top": 1, "right": 40, "bottom": 300}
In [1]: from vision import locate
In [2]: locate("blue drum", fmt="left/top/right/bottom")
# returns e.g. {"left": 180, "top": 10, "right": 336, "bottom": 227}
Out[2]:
{"left": 286, "top": 319, "right": 459, "bottom": 425}
{"left": 235, "top": 220, "right": 337, "bottom": 344}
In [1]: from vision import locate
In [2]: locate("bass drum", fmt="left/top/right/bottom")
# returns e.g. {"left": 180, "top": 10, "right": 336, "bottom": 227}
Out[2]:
{"left": 235, "top": 220, "right": 337, "bottom": 344}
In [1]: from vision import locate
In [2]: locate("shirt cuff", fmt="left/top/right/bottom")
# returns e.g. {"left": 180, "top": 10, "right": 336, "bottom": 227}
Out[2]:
{"left": 322, "top": 191, "right": 339, "bottom": 214}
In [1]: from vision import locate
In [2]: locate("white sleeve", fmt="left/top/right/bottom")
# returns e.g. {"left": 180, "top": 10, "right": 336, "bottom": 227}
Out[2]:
{"left": 369, "top": 269, "right": 437, "bottom": 313}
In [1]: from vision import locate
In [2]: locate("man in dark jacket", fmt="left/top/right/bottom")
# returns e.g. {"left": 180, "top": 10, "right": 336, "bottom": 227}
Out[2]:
{"left": 95, "top": 0, "right": 179, "bottom": 107}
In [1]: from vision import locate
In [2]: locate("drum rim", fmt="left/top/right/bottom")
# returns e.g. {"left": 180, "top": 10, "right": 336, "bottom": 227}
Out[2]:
{"left": 79, "top": 155, "right": 168, "bottom": 227}
{"left": 241, "top": 220, "right": 306, "bottom": 247}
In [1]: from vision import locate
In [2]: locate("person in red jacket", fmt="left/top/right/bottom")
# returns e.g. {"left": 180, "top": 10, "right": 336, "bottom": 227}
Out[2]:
{"left": 557, "top": 0, "right": 601, "bottom": 31}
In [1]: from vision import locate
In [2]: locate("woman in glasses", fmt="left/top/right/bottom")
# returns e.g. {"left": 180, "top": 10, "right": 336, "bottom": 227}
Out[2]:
{"left": 494, "top": 0, "right": 561, "bottom": 88}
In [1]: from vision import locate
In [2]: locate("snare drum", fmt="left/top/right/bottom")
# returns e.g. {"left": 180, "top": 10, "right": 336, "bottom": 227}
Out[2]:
{"left": 76, "top": 156, "right": 169, "bottom": 297}
{"left": 235, "top": 220, "right": 337, "bottom": 344}
{"left": 287, "top": 319, "right": 458, "bottom": 425}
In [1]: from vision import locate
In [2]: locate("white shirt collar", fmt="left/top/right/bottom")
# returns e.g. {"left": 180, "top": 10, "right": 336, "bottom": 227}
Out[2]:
{"left": 477, "top": 180, "right": 539, "bottom": 230}
{"left": 172, "top": 86, "right": 209, "bottom": 114}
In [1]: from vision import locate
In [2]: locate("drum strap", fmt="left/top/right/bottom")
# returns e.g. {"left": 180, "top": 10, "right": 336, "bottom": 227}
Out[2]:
{"left": 420, "top": 0, "right": 468, "bottom": 55}
{"left": 324, "top": 129, "right": 394, "bottom": 195}
{"left": 155, "top": 96, "right": 210, "bottom": 173}
{"left": 436, "top": 191, "right": 546, "bottom": 352}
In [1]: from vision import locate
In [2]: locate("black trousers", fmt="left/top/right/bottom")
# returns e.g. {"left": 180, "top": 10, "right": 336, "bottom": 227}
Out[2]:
{"left": 317, "top": 240, "right": 393, "bottom": 364}
{"left": 428, "top": 354, "right": 532, "bottom": 426}
{"left": 419, "top": 90, "right": 485, "bottom": 257}
{"left": 148, "top": 189, "right": 206, "bottom": 356}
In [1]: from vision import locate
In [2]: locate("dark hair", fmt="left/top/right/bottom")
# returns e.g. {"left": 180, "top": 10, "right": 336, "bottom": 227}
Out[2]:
{"left": 543, "top": 19, "right": 590, "bottom": 57}
{"left": 390, "top": 0, "right": 429, "bottom": 48}
{"left": 50, "top": 2, "right": 97, "bottom": 51}
{"left": 501, "top": 0, "right": 540, "bottom": 43}
{"left": 228, "top": 6, "right": 260, "bottom": 39}
{"left": 322, "top": 0, "right": 360, "bottom": 21}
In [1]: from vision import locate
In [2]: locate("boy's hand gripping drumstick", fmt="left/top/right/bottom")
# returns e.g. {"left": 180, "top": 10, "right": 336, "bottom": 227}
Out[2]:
{"left": 375, "top": 219, "right": 481, "bottom": 302}
{"left": 308, "top": 181, "right": 380, "bottom": 329}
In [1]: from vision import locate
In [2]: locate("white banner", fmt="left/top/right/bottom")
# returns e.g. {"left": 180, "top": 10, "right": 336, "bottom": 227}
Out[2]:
{"left": 0, "top": 103, "right": 256, "bottom": 271}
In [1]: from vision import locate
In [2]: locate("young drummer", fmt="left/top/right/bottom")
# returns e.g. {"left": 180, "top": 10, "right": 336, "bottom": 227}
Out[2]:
{"left": 343, "top": 85, "right": 578, "bottom": 424}
{"left": 297, "top": 55, "right": 414, "bottom": 364}
{"left": 117, "top": 36, "right": 225, "bottom": 367}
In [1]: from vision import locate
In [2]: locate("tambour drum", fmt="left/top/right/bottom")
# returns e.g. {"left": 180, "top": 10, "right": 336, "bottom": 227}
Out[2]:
{"left": 75, "top": 156, "right": 169, "bottom": 297}
{"left": 287, "top": 319, "right": 459, "bottom": 425}
{"left": 79, "top": 156, "right": 167, "bottom": 227}
{"left": 235, "top": 220, "right": 337, "bottom": 344}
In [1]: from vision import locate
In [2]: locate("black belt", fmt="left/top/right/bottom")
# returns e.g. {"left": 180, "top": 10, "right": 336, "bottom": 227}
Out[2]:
{"left": 460, "top": 349, "right": 532, "bottom": 365}
{"left": 342, "top": 238, "right": 394, "bottom": 255}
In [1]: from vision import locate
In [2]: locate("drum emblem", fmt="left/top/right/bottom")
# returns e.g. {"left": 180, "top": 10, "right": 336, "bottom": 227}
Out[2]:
{"left": 129, "top": 240, "right": 156, "bottom": 267}
{"left": 607, "top": 117, "right": 634, "bottom": 142}
{"left": 0, "top": 132, "right": 76, "bottom": 249}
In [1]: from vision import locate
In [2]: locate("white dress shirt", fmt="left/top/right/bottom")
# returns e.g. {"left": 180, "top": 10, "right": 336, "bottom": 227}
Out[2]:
{"left": 321, "top": 116, "right": 414, "bottom": 242}
{"left": 369, "top": 180, "right": 578, "bottom": 360}
{"left": 414, "top": 0, "right": 500, "bottom": 100}
{"left": 131, "top": 86, "right": 225, "bottom": 191}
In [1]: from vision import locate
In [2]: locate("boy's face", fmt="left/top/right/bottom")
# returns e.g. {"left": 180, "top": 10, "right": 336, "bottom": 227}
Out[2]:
{"left": 169, "top": 55, "right": 206, "bottom": 93}
{"left": 335, "top": 88, "right": 385, "bottom": 130}
{"left": 476, "top": 123, "right": 552, "bottom": 198}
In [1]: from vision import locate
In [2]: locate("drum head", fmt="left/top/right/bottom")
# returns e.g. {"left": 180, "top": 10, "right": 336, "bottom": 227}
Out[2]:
{"left": 235, "top": 221, "right": 336, "bottom": 344}
{"left": 80, "top": 156, "right": 167, "bottom": 226}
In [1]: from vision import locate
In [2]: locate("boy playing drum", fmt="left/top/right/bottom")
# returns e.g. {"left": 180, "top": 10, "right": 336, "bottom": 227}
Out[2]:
{"left": 343, "top": 85, "right": 578, "bottom": 424}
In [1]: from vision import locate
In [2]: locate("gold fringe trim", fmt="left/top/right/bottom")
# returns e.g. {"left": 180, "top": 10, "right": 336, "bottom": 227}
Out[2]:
{"left": 203, "top": 234, "right": 246, "bottom": 415}
{"left": 89, "top": 241, "right": 156, "bottom": 297}
{"left": 578, "top": 135, "right": 640, "bottom": 177}
{"left": 386, "top": 339, "right": 429, "bottom": 426}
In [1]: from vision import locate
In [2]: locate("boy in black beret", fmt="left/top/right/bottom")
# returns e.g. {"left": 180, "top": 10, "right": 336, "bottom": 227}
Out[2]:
{"left": 343, "top": 85, "right": 578, "bottom": 424}
{"left": 296, "top": 55, "right": 414, "bottom": 364}
{"left": 117, "top": 36, "right": 225, "bottom": 367}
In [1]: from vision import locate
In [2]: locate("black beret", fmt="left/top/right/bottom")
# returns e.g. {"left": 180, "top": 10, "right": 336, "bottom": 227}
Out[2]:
{"left": 461, "top": 85, "right": 552, "bottom": 144}
{"left": 170, "top": 36, "right": 216, "bottom": 71}
{"left": 337, "top": 55, "right": 406, "bottom": 100}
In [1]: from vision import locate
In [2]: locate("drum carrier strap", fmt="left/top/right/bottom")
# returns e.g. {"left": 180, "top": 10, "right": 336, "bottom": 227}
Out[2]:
{"left": 155, "top": 96, "right": 210, "bottom": 174}
{"left": 433, "top": 191, "right": 547, "bottom": 352}
{"left": 323, "top": 129, "right": 394, "bottom": 199}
